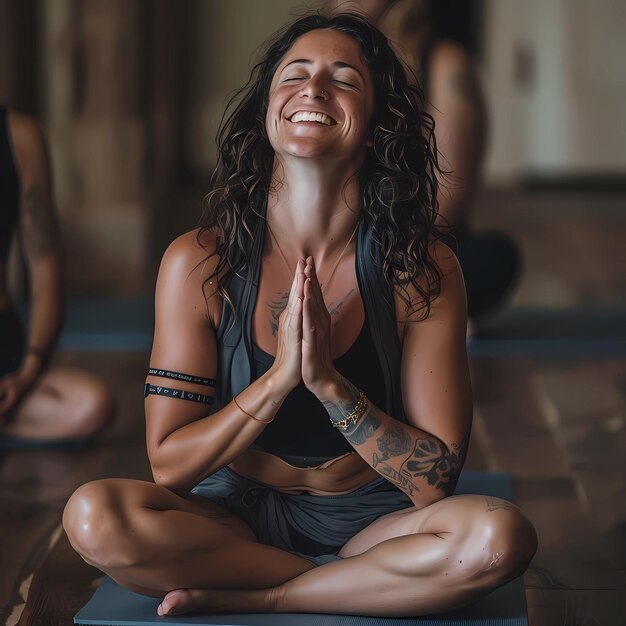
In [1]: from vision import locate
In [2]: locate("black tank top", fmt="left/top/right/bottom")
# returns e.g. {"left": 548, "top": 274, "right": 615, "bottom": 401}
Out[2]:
{"left": 251, "top": 310, "right": 387, "bottom": 458}
{"left": 213, "top": 212, "right": 407, "bottom": 464}
{"left": 0, "top": 105, "right": 20, "bottom": 261}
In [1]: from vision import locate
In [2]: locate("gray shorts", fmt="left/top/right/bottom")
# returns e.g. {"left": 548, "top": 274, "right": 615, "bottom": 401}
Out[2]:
{"left": 191, "top": 465, "right": 413, "bottom": 567}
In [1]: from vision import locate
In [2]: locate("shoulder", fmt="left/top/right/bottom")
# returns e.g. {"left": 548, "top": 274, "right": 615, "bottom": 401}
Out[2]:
{"left": 160, "top": 228, "right": 217, "bottom": 276}
{"left": 426, "top": 40, "right": 481, "bottom": 98}
{"left": 421, "top": 238, "right": 465, "bottom": 311}
{"left": 395, "top": 238, "right": 466, "bottom": 326}
{"left": 426, "top": 237, "right": 459, "bottom": 275}
{"left": 6, "top": 111, "right": 48, "bottom": 180}
{"left": 157, "top": 228, "right": 223, "bottom": 324}
{"left": 427, "top": 40, "right": 475, "bottom": 77}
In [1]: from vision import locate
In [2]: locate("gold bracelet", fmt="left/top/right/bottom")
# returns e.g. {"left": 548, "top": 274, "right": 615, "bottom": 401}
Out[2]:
{"left": 331, "top": 390, "right": 368, "bottom": 431}
{"left": 232, "top": 394, "right": 274, "bottom": 424}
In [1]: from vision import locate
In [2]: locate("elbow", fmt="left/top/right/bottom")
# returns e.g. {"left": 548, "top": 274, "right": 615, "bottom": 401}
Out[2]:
{"left": 413, "top": 488, "right": 448, "bottom": 510}
{"left": 152, "top": 468, "right": 191, "bottom": 497}
{"left": 409, "top": 472, "right": 459, "bottom": 509}
{"left": 148, "top": 449, "right": 192, "bottom": 496}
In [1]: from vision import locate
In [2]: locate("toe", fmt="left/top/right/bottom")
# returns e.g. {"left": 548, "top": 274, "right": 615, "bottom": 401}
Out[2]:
{"left": 159, "top": 589, "right": 190, "bottom": 616}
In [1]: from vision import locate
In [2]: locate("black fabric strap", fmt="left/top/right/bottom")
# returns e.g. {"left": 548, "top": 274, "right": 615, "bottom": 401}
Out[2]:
{"left": 144, "top": 383, "right": 214, "bottom": 405}
{"left": 148, "top": 368, "right": 215, "bottom": 387}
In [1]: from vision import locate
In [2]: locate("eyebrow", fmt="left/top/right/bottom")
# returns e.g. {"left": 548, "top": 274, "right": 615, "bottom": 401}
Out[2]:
{"left": 281, "top": 58, "right": 364, "bottom": 80}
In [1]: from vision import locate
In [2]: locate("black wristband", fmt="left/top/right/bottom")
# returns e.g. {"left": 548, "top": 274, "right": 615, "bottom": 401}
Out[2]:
{"left": 144, "top": 383, "right": 215, "bottom": 405}
{"left": 148, "top": 368, "right": 216, "bottom": 387}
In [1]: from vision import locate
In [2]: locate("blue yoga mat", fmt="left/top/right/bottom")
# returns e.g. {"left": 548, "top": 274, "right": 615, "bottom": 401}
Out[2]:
{"left": 74, "top": 471, "right": 528, "bottom": 626}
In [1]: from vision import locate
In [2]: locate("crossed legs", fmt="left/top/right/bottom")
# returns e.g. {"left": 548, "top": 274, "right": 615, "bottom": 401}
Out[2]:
{"left": 1, "top": 367, "right": 115, "bottom": 441}
{"left": 63, "top": 478, "right": 537, "bottom": 617}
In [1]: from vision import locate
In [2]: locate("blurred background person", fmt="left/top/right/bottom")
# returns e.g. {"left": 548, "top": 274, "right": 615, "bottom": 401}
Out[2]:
{"left": 0, "top": 104, "right": 115, "bottom": 447}
{"left": 326, "top": 0, "right": 522, "bottom": 331}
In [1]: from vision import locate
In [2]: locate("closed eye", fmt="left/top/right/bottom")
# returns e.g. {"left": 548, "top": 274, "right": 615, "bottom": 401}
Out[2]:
{"left": 334, "top": 80, "right": 356, "bottom": 88}
{"left": 282, "top": 77, "right": 305, "bottom": 83}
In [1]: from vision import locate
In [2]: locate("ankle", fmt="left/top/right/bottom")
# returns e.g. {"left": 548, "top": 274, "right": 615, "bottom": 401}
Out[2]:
{"left": 267, "top": 584, "right": 286, "bottom": 612}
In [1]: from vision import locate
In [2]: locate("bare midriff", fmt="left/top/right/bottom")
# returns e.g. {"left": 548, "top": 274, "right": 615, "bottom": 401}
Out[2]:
{"left": 228, "top": 448, "right": 380, "bottom": 496}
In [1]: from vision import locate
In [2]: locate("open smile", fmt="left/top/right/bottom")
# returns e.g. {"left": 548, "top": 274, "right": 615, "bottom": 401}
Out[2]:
{"left": 288, "top": 111, "right": 337, "bottom": 126}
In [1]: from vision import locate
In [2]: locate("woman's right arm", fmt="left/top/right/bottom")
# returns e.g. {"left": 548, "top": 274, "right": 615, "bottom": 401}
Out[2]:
{"left": 146, "top": 230, "right": 304, "bottom": 495}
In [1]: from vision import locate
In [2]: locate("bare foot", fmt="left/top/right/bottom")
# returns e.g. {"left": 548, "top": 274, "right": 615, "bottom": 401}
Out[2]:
{"left": 157, "top": 587, "right": 273, "bottom": 616}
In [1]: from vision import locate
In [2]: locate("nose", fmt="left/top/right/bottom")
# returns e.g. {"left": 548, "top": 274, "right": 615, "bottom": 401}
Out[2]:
{"left": 299, "top": 77, "right": 329, "bottom": 100}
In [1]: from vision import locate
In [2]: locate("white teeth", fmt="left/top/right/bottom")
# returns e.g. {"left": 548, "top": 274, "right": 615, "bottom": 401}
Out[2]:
{"left": 290, "top": 111, "right": 334, "bottom": 125}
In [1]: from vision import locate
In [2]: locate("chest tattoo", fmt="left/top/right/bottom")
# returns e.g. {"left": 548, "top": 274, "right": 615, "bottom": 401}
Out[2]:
{"left": 266, "top": 287, "right": 356, "bottom": 336}
{"left": 266, "top": 291, "right": 290, "bottom": 337}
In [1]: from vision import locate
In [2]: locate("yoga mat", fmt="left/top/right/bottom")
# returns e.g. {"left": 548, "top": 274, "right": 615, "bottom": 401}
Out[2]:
{"left": 75, "top": 471, "right": 528, "bottom": 626}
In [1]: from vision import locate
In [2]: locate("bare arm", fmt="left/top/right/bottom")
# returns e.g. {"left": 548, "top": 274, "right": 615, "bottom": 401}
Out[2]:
{"left": 427, "top": 42, "right": 486, "bottom": 229}
{"left": 317, "top": 241, "right": 472, "bottom": 508}
{"left": 10, "top": 113, "right": 62, "bottom": 381}
{"left": 146, "top": 231, "right": 303, "bottom": 495}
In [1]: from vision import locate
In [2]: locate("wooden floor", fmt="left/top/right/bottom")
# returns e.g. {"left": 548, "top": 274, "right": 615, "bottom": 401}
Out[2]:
{"left": 2, "top": 189, "right": 626, "bottom": 625}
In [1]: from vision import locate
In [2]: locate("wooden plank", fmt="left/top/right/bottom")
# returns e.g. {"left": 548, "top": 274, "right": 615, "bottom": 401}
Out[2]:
{"left": 516, "top": 476, "right": 626, "bottom": 592}
{"left": 471, "top": 358, "right": 569, "bottom": 477}
{"left": 533, "top": 361, "right": 626, "bottom": 528}
{"left": 17, "top": 532, "right": 102, "bottom": 626}
{"left": 1, "top": 350, "right": 149, "bottom": 624}
{"left": 0, "top": 508, "right": 61, "bottom": 625}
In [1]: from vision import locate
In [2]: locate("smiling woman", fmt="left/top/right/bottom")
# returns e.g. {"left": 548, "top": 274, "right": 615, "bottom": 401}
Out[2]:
{"left": 266, "top": 29, "right": 373, "bottom": 163}
{"left": 62, "top": 12, "right": 537, "bottom": 619}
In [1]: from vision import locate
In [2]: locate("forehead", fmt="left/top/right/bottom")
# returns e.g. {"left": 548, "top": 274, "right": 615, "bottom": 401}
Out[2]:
{"left": 276, "top": 28, "right": 368, "bottom": 73}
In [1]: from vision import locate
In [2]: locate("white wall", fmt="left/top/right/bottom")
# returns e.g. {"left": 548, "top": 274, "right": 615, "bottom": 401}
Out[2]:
{"left": 483, "top": 0, "right": 626, "bottom": 183}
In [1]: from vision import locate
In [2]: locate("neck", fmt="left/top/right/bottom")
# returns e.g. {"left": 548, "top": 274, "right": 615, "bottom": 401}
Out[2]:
{"left": 266, "top": 156, "right": 362, "bottom": 267}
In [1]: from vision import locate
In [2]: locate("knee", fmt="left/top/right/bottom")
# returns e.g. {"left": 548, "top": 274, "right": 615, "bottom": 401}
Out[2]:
{"left": 466, "top": 502, "right": 537, "bottom": 586}
{"left": 73, "top": 375, "right": 116, "bottom": 438}
{"left": 63, "top": 479, "right": 135, "bottom": 569}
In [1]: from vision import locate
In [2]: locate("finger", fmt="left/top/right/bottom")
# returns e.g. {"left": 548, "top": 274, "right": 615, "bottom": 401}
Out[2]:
{"left": 286, "top": 259, "right": 304, "bottom": 312}
{"left": 303, "top": 278, "right": 319, "bottom": 341}
{"left": 304, "top": 261, "right": 324, "bottom": 314}
{"left": 295, "top": 259, "right": 305, "bottom": 302}
{"left": 286, "top": 260, "right": 300, "bottom": 307}
{"left": 287, "top": 268, "right": 304, "bottom": 329}
{"left": 290, "top": 293, "right": 303, "bottom": 340}
{"left": 308, "top": 257, "right": 323, "bottom": 297}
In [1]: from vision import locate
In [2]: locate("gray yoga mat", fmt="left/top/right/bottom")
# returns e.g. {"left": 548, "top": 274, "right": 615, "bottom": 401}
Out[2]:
{"left": 74, "top": 471, "right": 528, "bottom": 626}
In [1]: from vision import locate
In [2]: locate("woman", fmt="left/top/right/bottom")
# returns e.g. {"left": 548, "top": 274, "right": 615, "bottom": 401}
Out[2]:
{"left": 0, "top": 106, "right": 114, "bottom": 446}
{"left": 63, "top": 14, "right": 536, "bottom": 617}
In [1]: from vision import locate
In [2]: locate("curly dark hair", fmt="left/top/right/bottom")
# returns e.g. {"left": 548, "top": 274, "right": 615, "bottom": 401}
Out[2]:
{"left": 199, "top": 12, "right": 445, "bottom": 319}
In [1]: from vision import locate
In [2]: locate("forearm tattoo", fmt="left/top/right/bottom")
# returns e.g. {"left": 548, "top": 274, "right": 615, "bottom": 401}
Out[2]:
{"left": 322, "top": 376, "right": 470, "bottom": 499}
{"left": 321, "top": 376, "right": 381, "bottom": 444}
{"left": 397, "top": 432, "right": 470, "bottom": 496}
{"left": 372, "top": 424, "right": 422, "bottom": 497}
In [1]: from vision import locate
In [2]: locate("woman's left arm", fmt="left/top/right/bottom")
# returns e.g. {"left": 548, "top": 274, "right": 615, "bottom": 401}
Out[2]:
{"left": 304, "top": 242, "right": 472, "bottom": 509}
{"left": 11, "top": 115, "right": 62, "bottom": 386}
